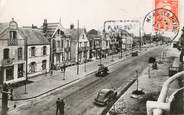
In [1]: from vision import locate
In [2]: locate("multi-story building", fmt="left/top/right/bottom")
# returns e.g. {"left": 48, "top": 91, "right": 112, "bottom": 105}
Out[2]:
{"left": 87, "top": 29, "right": 102, "bottom": 59}
{"left": 42, "top": 19, "right": 71, "bottom": 70}
{"left": 102, "top": 34, "right": 110, "bottom": 57}
{"left": 20, "top": 28, "right": 50, "bottom": 78}
{"left": 65, "top": 25, "right": 90, "bottom": 63}
{"left": 120, "top": 29, "right": 133, "bottom": 51}
{"left": 0, "top": 18, "right": 26, "bottom": 85}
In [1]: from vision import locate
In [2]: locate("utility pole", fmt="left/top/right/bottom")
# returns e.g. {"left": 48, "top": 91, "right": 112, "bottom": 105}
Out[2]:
{"left": 24, "top": 37, "right": 28, "bottom": 94}
{"left": 136, "top": 70, "right": 139, "bottom": 91}
{"left": 77, "top": 20, "right": 80, "bottom": 75}
{"left": 100, "top": 37, "right": 102, "bottom": 65}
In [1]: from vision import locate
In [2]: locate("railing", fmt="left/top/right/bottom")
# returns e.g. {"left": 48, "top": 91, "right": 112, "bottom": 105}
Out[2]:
{"left": 146, "top": 71, "right": 184, "bottom": 115}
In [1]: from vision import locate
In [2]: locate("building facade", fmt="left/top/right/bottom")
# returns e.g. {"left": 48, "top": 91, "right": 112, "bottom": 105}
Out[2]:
{"left": 42, "top": 19, "right": 71, "bottom": 70}
{"left": 20, "top": 28, "right": 50, "bottom": 78}
{"left": 65, "top": 26, "right": 90, "bottom": 63}
{"left": 0, "top": 19, "right": 26, "bottom": 85}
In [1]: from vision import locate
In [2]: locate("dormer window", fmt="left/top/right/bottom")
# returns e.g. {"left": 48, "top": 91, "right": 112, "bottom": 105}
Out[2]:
{"left": 9, "top": 18, "right": 18, "bottom": 46}
{"left": 10, "top": 31, "right": 17, "bottom": 40}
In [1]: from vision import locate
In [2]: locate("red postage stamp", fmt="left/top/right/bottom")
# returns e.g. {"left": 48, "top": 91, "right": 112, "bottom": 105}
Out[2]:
{"left": 154, "top": 0, "right": 178, "bottom": 31}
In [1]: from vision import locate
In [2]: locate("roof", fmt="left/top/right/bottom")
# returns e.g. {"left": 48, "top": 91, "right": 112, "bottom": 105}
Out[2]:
{"left": 64, "top": 28, "right": 87, "bottom": 41}
{"left": 88, "top": 29, "right": 98, "bottom": 35}
{"left": 41, "top": 22, "right": 65, "bottom": 37}
{"left": 20, "top": 28, "right": 50, "bottom": 45}
{"left": 0, "top": 23, "right": 9, "bottom": 35}
{"left": 100, "top": 89, "right": 112, "bottom": 93}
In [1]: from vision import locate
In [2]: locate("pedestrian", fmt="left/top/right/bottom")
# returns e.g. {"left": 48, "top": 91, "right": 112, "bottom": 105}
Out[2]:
{"left": 56, "top": 98, "right": 60, "bottom": 115}
{"left": 60, "top": 99, "right": 65, "bottom": 115}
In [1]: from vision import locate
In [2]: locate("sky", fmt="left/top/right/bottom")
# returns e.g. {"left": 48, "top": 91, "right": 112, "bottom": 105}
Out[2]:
{"left": 0, "top": 0, "right": 154, "bottom": 31}
{"left": 0, "top": 0, "right": 183, "bottom": 33}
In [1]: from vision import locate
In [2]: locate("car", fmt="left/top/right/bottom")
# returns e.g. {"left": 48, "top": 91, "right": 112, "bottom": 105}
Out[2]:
{"left": 95, "top": 64, "right": 109, "bottom": 77}
{"left": 94, "top": 89, "right": 117, "bottom": 106}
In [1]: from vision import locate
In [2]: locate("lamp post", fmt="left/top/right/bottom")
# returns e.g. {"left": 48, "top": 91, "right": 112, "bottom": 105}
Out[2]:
{"left": 77, "top": 20, "right": 80, "bottom": 75}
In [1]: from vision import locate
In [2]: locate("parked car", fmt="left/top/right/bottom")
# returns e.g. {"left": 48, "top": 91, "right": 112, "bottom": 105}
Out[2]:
{"left": 95, "top": 64, "right": 109, "bottom": 77}
{"left": 94, "top": 89, "right": 117, "bottom": 106}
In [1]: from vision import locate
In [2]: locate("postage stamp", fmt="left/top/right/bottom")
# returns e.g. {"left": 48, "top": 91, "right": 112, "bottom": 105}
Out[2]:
{"left": 154, "top": 0, "right": 178, "bottom": 32}
{"left": 143, "top": 8, "right": 180, "bottom": 41}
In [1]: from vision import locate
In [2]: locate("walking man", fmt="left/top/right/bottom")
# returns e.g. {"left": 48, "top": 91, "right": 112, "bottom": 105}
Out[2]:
{"left": 60, "top": 99, "right": 65, "bottom": 115}
{"left": 56, "top": 98, "right": 61, "bottom": 115}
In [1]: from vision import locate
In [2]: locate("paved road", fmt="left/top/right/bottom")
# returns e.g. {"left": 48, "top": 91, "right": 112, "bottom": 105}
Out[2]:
{"left": 9, "top": 46, "right": 163, "bottom": 115}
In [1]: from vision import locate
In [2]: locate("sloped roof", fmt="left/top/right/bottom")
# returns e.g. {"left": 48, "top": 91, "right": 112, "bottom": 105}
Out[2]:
{"left": 20, "top": 28, "right": 49, "bottom": 45}
{"left": 41, "top": 22, "right": 65, "bottom": 37}
{"left": 88, "top": 29, "right": 98, "bottom": 35}
{"left": 0, "top": 23, "right": 9, "bottom": 35}
{"left": 64, "top": 28, "right": 87, "bottom": 41}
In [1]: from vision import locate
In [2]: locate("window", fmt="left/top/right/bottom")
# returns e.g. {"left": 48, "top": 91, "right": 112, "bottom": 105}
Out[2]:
{"left": 106, "top": 41, "right": 108, "bottom": 47}
{"left": 10, "top": 31, "right": 17, "bottom": 40}
{"left": 18, "top": 64, "right": 24, "bottom": 78}
{"left": 57, "top": 41, "right": 61, "bottom": 48}
{"left": 56, "top": 54, "right": 60, "bottom": 63}
{"left": 42, "top": 60, "right": 47, "bottom": 70}
{"left": 43, "top": 46, "right": 47, "bottom": 55}
{"left": 6, "top": 66, "right": 14, "bottom": 81}
{"left": 61, "top": 40, "right": 63, "bottom": 48}
{"left": 79, "top": 42, "right": 82, "bottom": 48}
{"left": 3, "top": 48, "right": 9, "bottom": 59}
{"left": 31, "top": 47, "right": 36, "bottom": 57}
{"left": 18, "top": 47, "right": 23, "bottom": 60}
{"left": 67, "top": 40, "right": 69, "bottom": 47}
{"left": 84, "top": 42, "right": 88, "bottom": 47}
{"left": 29, "top": 62, "right": 36, "bottom": 73}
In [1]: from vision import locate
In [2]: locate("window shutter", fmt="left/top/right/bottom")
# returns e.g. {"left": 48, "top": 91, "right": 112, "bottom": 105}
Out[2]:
{"left": 41, "top": 47, "right": 43, "bottom": 55}
{"left": 35, "top": 47, "right": 37, "bottom": 56}
{"left": 29, "top": 48, "right": 31, "bottom": 57}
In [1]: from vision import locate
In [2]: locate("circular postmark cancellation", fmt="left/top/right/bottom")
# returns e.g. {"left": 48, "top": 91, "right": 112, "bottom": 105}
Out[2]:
{"left": 142, "top": 8, "right": 180, "bottom": 42}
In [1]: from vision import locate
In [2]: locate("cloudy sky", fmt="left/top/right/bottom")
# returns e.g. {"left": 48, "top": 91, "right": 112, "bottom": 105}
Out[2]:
{"left": 0, "top": 0, "right": 183, "bottom": 31}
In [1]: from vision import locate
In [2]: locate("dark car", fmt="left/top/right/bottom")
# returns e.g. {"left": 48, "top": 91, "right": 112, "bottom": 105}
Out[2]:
{"left": 94, "top": 89, "right": 117, "bottom": 106}
{"left": 95, "top": 64, "right": 109, "bottom": 77}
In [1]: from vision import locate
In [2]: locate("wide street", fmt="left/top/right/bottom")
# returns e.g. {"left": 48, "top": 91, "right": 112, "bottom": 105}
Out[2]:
{"left": 9, "top": 46, "right": 163, "bottom": 115}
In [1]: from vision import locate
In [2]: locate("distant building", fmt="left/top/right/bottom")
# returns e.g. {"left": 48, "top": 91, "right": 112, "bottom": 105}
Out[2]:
{"left": 120, "top": 29, "right": 133, "bottom": 50}
{"left": 41, "top": 19, "right": 71, "bottom": 70}
{"left": 65, "top": 26, "right": 90, "bottom": 63}
{"left": 0, "top": 18, "right": 26, "bottom": 85}
{"left": 20, "top": 28, "right": 50, "bottom": 78}
{"left": 87, "top": 29, "right": 102, "bottom": 59}
{"left": 102, "top": 34, "right": 110, "bottom": 57}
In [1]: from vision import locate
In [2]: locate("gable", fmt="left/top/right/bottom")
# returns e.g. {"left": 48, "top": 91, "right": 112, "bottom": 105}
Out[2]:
{"left": 79, "top": 31, "right": 88, "bottom": 42}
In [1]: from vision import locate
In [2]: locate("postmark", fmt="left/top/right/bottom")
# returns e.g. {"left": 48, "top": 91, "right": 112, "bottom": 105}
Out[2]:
{"left": 142, "top": 8, "right": 180, "bottom": 41}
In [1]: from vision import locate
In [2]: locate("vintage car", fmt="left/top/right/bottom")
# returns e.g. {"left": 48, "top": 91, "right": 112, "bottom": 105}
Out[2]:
{"left": 94, "top": 89, "right": 117, "bottom": 106}
{"left": 95, "top": 64, "right": 109, "bottom": 77}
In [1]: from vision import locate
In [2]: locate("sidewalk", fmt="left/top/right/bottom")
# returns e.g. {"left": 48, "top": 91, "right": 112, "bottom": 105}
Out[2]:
{"left": 108, "top": 45, "right": 180, "bottom": 115}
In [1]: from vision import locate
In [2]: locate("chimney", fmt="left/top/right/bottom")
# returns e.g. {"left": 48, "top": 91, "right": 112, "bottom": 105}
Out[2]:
{"left": 70, "top": 24, "right": 74, "bottom": 30}
{"left": 43, "top": 19, "right": 48, "bottom": 33}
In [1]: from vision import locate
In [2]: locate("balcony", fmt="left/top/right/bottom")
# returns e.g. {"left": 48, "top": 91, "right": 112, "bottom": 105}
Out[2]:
{"left": 55, "top": 48, "right": 64, "bottom": 53}
{"left": 8, "top": 39, "right": 18, "bottom": 46}
{"left": 2, "top": 58, "right": 14, "bottom": 67}
{"left": 79, "top": 47, "right": 90, "bottom": 52}
{"left": 64, "top": 47, "right": 70, "bottom": 52}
